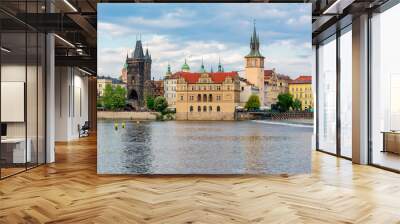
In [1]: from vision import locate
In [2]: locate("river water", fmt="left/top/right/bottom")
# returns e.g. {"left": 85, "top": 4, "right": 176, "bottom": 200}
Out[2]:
{"left": 97, "top": 120, "right": 313, "bottom": 175}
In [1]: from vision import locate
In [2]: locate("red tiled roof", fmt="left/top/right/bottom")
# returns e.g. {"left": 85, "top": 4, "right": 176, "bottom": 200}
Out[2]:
{"left": 289, "top": 75, "right": 312, "bottom": 84}
{"left": 174, "top": 71, "right": 238, "bottom": 84}
{"left": 264, "top": 70, "right": 273, "bottom": 79}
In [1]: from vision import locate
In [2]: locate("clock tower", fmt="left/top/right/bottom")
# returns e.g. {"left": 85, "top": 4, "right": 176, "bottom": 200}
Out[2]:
{"left": 245, "top": 22, "right": 265, "bottom": 105}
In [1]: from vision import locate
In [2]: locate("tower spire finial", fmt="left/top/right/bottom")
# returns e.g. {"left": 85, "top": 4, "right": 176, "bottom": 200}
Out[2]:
{"left": 218, "top": 56, "right": 223, "bottom": 72}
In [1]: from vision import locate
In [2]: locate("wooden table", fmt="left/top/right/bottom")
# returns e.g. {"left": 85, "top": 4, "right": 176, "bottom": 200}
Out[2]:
{"left": 381, "top": 131, "right": 400, "bottom": 154}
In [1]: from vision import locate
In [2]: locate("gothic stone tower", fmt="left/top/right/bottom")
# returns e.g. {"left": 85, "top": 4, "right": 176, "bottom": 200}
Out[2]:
{"left": 245, "top": 23, "right": 265, "bottom": 105}
{"left": 126, "top": 40, "right": 152, "bottom": 108}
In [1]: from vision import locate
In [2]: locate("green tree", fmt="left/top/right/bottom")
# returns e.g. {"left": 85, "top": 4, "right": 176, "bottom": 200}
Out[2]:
{"left": 146, "top": 95, "right": 155, "bottom": 110}
{"left": 97, "top": 97, "right": 104, "bottom": 108}
{"left": 154, "top": 96, "right": 168, "bottom": 114}
{"left": 276, "top": 93, "right": 294, "bottom": 112}
{"left": 292, "top": 99, "right": 302, "bottom": 111}
{"left": 113, "top": 85, "right": 127, "bottom": 110}
{"left": 102, "top": 84, "right": 127, "bottom": 111}
{"left": 102, "top": 84, "right": 114, "bottom": 110}
{"left": 245, "top": 94, "right": 261, "bottom": 111}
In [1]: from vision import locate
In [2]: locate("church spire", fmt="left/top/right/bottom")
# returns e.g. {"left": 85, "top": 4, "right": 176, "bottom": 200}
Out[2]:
{"left": 181, "top": 58, "right": 190, "bottom": 72}
{"left": 133, "top": 39, "right": 144, "bottom": 59}
{"left": 144, "top": 48, "right": 151, "bottom": 60}
{"left": 246, "top": 20, "right": 263, "bottom": 58}
{"left": 166, "top": 62, "right": 172, "bottom": 76}
{"left": 200, "top": 58, "right": 206, "bottom": 73}
{"left": 218, "top": 57, "right": 223, "bottom": 72}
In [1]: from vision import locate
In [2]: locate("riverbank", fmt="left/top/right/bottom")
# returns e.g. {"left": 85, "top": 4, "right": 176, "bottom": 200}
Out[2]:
{"left": 97, "top": 111, "right": 159, "bottom": 120}
{"left": 252, "top": 120, "right": 314, "bottom": 128}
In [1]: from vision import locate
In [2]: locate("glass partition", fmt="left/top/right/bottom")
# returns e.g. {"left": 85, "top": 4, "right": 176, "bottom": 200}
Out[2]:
{"left": 339, "top": 26, "right": 352, "bottom": 158}
{"left": 1, "top": 30, "right": 28, "bottom": 177}
{"left": 317, "top": 35, "right": 337, "bottom": 154}
{"left": 0, "top": 1, "right": 46, "bottom": 179}
{"left": 371, "top": 3, "right": 400, "bottom": 171}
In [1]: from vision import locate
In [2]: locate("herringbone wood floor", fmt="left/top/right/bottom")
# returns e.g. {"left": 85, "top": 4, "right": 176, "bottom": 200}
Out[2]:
{"left": 1, "top": 135, "right": 400, "bottom": 224}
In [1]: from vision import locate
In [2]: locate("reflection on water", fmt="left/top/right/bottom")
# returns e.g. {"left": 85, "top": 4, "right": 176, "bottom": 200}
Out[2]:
{"left": 97, "top": 120, "right": 313, "bottom": 174}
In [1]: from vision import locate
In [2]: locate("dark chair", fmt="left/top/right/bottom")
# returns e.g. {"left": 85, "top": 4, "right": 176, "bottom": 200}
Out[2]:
{"left": 79, "top": 121, "right": 90, "bottom": 138}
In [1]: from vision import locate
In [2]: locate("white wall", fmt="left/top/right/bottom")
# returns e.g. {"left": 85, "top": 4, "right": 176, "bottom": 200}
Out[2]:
{"left": 54, "top": 67, "right": 89, "bottom": 141}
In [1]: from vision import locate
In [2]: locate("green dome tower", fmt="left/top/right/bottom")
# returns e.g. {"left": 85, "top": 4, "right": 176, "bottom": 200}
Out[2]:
{"left": 181, "top": 59, "right": 190, "bottom": 72}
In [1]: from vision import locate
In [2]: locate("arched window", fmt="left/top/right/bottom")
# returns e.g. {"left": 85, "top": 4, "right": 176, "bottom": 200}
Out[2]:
{"left": 217, "top": 106, "right": 221, "bottom": 112}
{"left": 190, "top": 106, "right": 193, "bottom": 112}
{"left": 203, "top": 94, "right": 207, "bottom": 102}
{"left": 209, "top": 106, "right": 212, "bottom": 112}
{"left": 198, "top": 106, "right": 201, "bottom": 112}
{"left": 209, "top": 94, "right": 212, "bottom": 102}
{"left": 197, "top": 94, "right": 201, "bottom": 102}
{"left": 203, "top": 106, "right": 207, "bottom": 112}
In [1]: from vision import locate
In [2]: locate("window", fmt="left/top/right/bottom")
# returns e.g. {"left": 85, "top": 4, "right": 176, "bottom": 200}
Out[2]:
{"left": 209, "top": 94, "right": 212, "bottom": 102}
{"left": 198, "top": 106, "right": 201, "bottom": 112}
{"left": 209, "top": 106, "right": 212, "bottom": 112}
{"left": 203, "top": 106, "right": 207, "bottom": 112}
{"left": 370, "top": 5, "right": 400, "bottom": 170}
{"left": 241, "top": 86, "right": 244, "bottom": 91}
{"left": 203, "top": 94, "right": 207, "bottom": 102}
{"left": 197, "top": 94, "right": 201, "bottom": 102}
{"left": 217, "top": 86, "right": 221, "bottom": 91}
{"left": 1, "top": 9, "right": 46, "bottom": 179}
{"left": 190, "top": 106, "right": 193, "bottom": 112}
{"left": 217, "top": 106, "right": 221, "bottom": 112}
{"left": 180, "top": 95, "right": 184, "bottom": 101}
{"left": 340, "top": 26, "right": 352, "bottom": 158}
{"left": 317, "top": 35, "right": 337, "bottom": 154}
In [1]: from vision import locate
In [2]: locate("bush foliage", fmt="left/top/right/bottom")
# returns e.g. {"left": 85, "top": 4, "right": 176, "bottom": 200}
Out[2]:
{"left": 245, "top": 95, "right": 261, "bottom": 111}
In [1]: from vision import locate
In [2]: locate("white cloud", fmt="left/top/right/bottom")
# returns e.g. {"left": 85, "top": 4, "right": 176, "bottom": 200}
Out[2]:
{"left": 125, "top": 8, "right": 195, "bottom": 29}
{"left": 98, "top": 34, "right": 311, "bottom": 80}
{"left": 286, "top": 15, "right": 311, "bottom": 26}
{"left": 262, "top": 39, "right": 312, "bottom": 76}
{"left": 98, "top": 4, "right": 312, "bottom": 79}
{"left": 98, "top": 22, "right": 138, "bottom": 37}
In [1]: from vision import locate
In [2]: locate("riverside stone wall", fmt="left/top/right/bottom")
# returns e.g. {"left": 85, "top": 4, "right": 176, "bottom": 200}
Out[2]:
{"left": 97, "top": 111, "right": 158, "bottom": 120}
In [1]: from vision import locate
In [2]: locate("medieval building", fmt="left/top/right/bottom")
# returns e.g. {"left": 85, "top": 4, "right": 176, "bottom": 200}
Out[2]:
{"left": 125, "top": 39, "right": 152, "bottom": 108}
{"left": 244, "top": 23, "right": 265, "bottom": 104}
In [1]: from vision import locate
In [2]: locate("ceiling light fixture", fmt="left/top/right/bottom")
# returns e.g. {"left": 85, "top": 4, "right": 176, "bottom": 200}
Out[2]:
{"left": 1, "top": 47, "right": 11, "bottom": 53}
{"left": 323, "top": 0, "right": 355, "bottom": 15}
{"left": 63, "top": 0, "right": 78, "bottom": 12}
{"left": 78, "top": 67, "right": 92, "bottom": 76}
{"left": 54, "top": 34, "right": 75, "bottom": 48}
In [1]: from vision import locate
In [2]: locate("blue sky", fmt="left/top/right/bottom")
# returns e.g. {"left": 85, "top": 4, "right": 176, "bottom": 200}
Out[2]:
{"left": 98, "top": 3, "right": 311, "bottom": 79}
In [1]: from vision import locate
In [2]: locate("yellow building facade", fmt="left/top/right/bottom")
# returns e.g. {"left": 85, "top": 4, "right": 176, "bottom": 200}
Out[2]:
{"left": 97, "top": 76, "right": 127, "bottom": 97}
{"left": 175, "top": 71, "right": 240, "bottom": 120}
{"left": 288, "top": 75, "right": 313, "bottom": 110}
